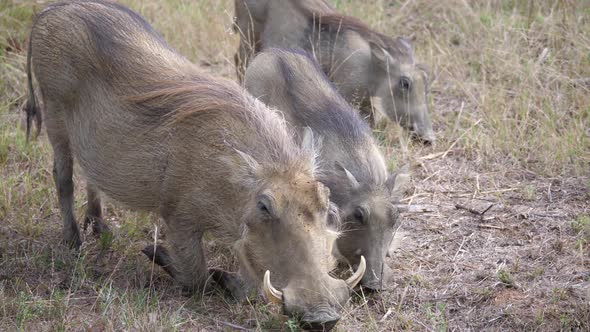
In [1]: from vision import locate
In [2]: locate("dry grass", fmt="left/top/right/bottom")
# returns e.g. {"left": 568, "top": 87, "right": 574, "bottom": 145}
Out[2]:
{"left": 1, "top": 0, "right": 589, "bottom": 331}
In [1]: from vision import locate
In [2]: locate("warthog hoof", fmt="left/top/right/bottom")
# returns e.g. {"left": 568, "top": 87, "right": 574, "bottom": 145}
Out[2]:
{"left": 209, "top": 268, "right": 248, "bottom": 302}
{"left": 63, "top": 225, "right": 82, "bottom": 250}
{"left": 83, "top": 216, "right": 110, "bottom": 237}
{"left": 142, "top": 244, "right": 178, "bottom": 278}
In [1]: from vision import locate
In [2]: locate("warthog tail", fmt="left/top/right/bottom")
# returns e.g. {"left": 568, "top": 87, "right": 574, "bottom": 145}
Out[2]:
{"left": 24, "top": 24, "right": 42, "bottom": 141}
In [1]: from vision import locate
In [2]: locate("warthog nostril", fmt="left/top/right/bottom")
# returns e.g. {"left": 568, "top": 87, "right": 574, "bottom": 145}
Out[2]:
{"left": 299, "top": 319, "right": 340, "bottom": 332}
{"left": 421, "top": 138, "right": 434, "bottom": 146}
{"left": 299, "top": 305, "right": 341, "bottom": 331}
{"left": 410, "top": 131, "right": 434, "bottom": 145}
{"left": 360, "top": 279, "right": 384, "bottom": 292}
{"left": 300, "top": 314, "right": 341, "bottom": 331}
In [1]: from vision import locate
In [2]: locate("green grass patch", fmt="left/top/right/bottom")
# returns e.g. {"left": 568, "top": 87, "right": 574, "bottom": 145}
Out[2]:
{"left": 497, "top": 269, "right": 515, "bottom": 288}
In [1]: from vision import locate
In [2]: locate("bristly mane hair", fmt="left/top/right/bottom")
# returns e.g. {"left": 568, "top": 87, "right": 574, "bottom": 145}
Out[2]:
{"left": 125, "top": 76, "right": 251, "bottom": 125}
{"left": 296, "top": 2, "right": 415, "bottom": 63}
{"left": 124, "top": 75, "right": 315, "bottom": 173}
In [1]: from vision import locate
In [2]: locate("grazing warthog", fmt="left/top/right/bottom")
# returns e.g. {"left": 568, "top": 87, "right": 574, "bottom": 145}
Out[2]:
{"left": 244, "top": 49, "right": 410, "bottom": 291}
{"left": 234, "top": 0, "right": 435, "bottom": 143}
{"left": 24, "top": 1, "right": 365, "bottom": 329}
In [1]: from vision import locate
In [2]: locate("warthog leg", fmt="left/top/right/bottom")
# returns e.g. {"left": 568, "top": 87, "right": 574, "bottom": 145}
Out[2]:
{"left": 161, "top": 225, "right": 208, "bottom": 292}
{"left": 143, "top": 244, "right": 247, "bottom": 301}
{"left": 46, "top": 107, "right": 81, "bottom": 249}
{"left": 83, "top": 184, "right": 110, "bottom": 237}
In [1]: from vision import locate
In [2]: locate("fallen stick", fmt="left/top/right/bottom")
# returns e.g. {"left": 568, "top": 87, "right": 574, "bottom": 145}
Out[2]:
{"left": 396, "top": 204, "right": 438, "bottom": 213}
{"left": 477, "top": 224, "right": 505, "bottom": 230}
{"left": 481, "top": 204, "right": 494, "bottom": 215}
{"left": 418, "top": 151, "right": 447, "bottom": 161}
{"left": 217, "top": 321, "right": 253, "bottom": 331}
{"left": 455, "top": 203, "right": 494, "bottom": 216}
{"left": 380, "top": 308, "right": 393, "bottom": 322}
{"left": 455, "top": 204, "right": 482, "bottom": 215}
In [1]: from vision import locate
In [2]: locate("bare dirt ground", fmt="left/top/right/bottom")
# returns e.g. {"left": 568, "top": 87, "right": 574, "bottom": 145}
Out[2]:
{"left": 1, "top": 0, "right": 589, "bottom": 331}
{"left": 390, "top": 157, "right": 589, "bottom": 330}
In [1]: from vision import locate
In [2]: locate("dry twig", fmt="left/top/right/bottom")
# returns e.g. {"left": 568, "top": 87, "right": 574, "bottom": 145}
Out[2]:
{"left": 455, "top": 203, "right": 494, "bottom": 216}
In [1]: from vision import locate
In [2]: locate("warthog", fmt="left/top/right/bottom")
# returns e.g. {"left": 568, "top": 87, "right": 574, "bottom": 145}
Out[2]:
{"left": 244, "top": 49, "right": 410, "bottom": 291}
{"left": 24, "top": 1, "right": 365, "bottom": 329}
{"left": 234, "top": 0, "right": 435, "bottom": 143}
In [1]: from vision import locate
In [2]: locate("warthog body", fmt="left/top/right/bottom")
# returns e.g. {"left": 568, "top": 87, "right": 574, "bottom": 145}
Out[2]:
{"left": 244, "top": 49, "right": 410, "bottom": 290}
{"left": 25, "top": 1, "right": 365, "bottom": 329}
{"left": 234, "top": 0, "right": 435, "bottom": 143}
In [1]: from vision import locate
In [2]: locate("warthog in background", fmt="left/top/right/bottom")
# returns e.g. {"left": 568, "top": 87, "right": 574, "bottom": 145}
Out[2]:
{"left": 234, "top": 0, "right": 435, "bottom": 143}
{"left": 244, "top": 49, "right": 410, "bottom": 291}
{"left": 24, "top": 1, "right": 365, "bottom": 329}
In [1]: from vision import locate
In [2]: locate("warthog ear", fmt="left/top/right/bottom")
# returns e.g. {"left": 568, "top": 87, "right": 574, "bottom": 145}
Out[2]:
{"left": 335, "top": 161, "right": 360, "bottom": 189}
{"left": 369, "top": 42, "right": 398, "bottom": 70}
{"left": 370, "top": 37, "right": 415, "bottom": 70}
{"left": 386, "top": 164, "right": 411, "bottom": 199}
{"left": 301, "top": 126, "right": 315, "bottom": 153}
{"left": 300, "top": 126, "right": 320, "bottom": 174}
{"left": 395, "top": 37, "right": 414, "bottom": 58}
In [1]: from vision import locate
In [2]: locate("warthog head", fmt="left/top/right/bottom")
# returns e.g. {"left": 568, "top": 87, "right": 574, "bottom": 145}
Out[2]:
{"left": 234, "top": 131, "right": 366, "bottom": 331}
{"left": 331, "top": 164, "right": 410, "bottom": 291}
{"left": 371, "top": 38, "right": 434, "bottom": 144}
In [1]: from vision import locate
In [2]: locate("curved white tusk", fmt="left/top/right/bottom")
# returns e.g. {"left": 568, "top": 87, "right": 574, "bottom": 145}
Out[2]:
{"left": 345, "top": 256, "right": 366, "bottom": 288}
{"left": 263, "top": 270, "right": 283, "bottom": 304}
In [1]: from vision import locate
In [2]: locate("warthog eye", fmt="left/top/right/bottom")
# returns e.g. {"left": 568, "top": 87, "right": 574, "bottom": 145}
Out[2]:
{"left": 257, "top": 201, "right": 269, "bottom": 213}
{"left": 353, "top": 207, "right": 368, "bottom": 224}
{"left": 399, "top": 76, "right": 412, "bottom": 91}
{"left": 256, "top": 193, "right": 276, "bottom": 220}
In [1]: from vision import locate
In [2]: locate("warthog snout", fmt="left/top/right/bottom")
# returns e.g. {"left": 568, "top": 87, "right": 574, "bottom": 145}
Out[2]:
{"left": 268, "top": 276, "right": 346, "bottom": 331}
{"left": 263, "top": 257, "right": 366, "bottom": 330}
{"left": 409, "top": 106, "right": 435, "bottom": 145}
{"left": 373, "top": 55, "right": 435, "bottom": 145}
{"left": 358, "top": 259, "right": 393, "bottom": 292}
{"left": 299, "top": 305, "right": 341, "bottom": 331}
{"left": 411, "top": 123, "right": 435, "bottom": 145}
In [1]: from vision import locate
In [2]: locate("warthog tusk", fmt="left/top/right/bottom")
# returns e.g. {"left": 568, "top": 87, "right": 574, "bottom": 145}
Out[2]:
{"left": 345, "top": 256, "right": 366, "bottom": 288}
{"left": 263, "top": 270, "right": 283, "bottom": 304}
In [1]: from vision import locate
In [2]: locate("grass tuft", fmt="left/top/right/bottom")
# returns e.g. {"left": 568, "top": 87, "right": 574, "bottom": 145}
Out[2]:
{"left": 497, "top": 269, "right": 515, "bottom": 288}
